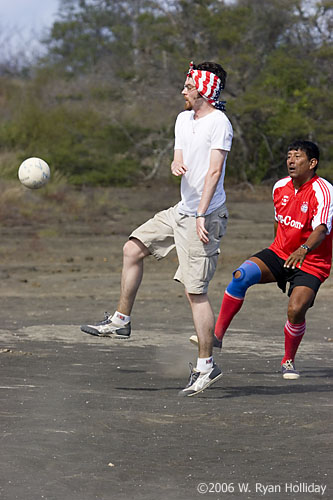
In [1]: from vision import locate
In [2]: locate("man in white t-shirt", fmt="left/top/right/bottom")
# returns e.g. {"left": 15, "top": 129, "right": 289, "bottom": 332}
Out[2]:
{"left": 81, "top": 61, "right": 233, "bottom": 397}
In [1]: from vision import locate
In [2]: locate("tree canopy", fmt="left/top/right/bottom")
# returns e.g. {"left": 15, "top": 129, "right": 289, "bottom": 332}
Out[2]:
{"left": 1, "top": 0, "right": 332, "bottom": 185}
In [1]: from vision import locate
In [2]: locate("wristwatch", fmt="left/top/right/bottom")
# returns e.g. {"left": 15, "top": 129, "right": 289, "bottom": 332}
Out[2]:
{"left": 300, "top": 244, "right": 311, "bottom": 253}
{"left": 195, "top": 212, "right": 206, "bottom": 218}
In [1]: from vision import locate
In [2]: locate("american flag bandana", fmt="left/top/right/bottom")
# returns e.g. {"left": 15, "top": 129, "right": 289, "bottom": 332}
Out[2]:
{"left": 187, "top": 61, "right": 226, "bottom": 111}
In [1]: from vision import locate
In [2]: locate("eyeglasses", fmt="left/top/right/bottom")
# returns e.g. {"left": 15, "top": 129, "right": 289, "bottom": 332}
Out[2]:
{"left": 182, "top": 84, "right": 197, "bottom": 92}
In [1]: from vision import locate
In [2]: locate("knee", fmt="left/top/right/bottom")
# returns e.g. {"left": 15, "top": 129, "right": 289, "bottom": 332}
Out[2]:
{"left": 123, "top": 240, "right": 140, "bottom": 260}
{"left": 287, "top": 302, "right": 305, "bottom": 323}
{"left": 226, "top": 260, "right": 261, "bottom": 299}
{"left": 123, "top": 239, "right": 147, "bottom": 261}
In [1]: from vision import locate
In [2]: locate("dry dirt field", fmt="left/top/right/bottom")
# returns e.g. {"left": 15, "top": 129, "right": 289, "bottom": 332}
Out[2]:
{"left": 0, "top": 183, "right": 332, "bottom": 500}
{"left": 0, "top": 182, "right": 331, "bottom": 339}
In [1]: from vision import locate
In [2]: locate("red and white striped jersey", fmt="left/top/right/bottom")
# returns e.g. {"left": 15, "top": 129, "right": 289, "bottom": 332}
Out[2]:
{"left": 269, "top": 175, "right": 333, "bottom": 281}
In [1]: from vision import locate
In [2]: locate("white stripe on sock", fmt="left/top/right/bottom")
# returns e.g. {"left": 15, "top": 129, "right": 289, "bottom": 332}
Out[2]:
{"left": 285, "top": 320, "right": 306, "bottom": 337}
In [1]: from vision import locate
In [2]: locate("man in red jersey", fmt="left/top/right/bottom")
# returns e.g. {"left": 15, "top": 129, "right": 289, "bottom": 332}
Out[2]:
{"left": 190, "top": 140, "right": 333, "bottom": 379}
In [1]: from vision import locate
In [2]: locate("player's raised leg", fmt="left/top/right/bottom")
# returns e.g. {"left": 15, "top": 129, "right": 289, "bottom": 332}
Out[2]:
{"left": 190, "top": 257, "right": 275, "bottom": 348}
{"left": 117, "top": 238, "right": 151, "bottom": 316}
{"left": 214, "top": 257, "right": 277, "bottom": 344}
{"left": 81, "top": 238, "right": 150, "bottom": 338}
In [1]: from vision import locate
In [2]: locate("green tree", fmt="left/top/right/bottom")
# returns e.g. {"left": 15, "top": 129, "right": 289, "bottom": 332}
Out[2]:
{"left": 1, "top": 0, "right": 332, "bottom": 185}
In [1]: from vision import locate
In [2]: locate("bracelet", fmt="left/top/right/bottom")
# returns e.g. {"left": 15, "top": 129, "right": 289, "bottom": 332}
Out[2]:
{"left": 300, "top": 244, "right": 311, "bottom": 253}
{"left": 195, "top": 212, "right": 206, "bottom": 218}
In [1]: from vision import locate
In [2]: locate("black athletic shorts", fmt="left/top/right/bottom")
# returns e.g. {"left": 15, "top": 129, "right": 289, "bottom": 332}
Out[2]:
{"left": 252, "top": 248, "right": 322, "bottom": 302}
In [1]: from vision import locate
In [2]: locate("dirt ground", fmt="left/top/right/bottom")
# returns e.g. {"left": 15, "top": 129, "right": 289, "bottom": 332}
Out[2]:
{"left": 0, "top": 184, "right": 332, "bottom": 500}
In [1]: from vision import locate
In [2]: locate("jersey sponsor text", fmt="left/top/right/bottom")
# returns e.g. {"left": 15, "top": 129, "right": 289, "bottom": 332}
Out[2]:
{"left": 277, "top": 214, "right": 304, "bottom": 229}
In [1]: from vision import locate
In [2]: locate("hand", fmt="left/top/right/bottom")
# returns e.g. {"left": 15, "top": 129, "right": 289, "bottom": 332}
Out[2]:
{"left": 284, "top": 247, "right": 308, "bottom": 269}
{"left": 196, "top": 217, "right": 209, "bottom": 244}
{"left": 171, "top": 160, "right": 188, "bottom": 177}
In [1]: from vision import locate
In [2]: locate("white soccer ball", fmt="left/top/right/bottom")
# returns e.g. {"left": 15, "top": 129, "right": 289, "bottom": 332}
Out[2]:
{"left": 18, "top": 157, "right": 51, "bottom": 189}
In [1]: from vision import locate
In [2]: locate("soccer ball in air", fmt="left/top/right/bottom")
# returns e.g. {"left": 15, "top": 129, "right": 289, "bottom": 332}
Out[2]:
{"left": 18, "top": 157, "right": 51, "bottom": 189}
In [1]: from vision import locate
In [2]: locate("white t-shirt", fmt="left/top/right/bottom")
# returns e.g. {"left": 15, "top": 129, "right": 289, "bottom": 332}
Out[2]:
{"left": 174, "top": 109, "right": 233, "bottom": 215}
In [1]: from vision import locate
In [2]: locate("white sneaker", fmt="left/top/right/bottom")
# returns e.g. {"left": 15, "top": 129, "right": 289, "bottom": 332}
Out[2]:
{"left": 81, "top": 312, "right": 131, "bottom": 338}
{"left": 179, "top": 363, "right": 222, "bottom": 397}
{"left": 281, "top": 359, "right": 300, "bottom": 380}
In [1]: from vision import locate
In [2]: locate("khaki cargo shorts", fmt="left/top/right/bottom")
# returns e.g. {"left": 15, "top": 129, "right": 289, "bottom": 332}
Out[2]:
{"left": 129, "top": 203, "right": 228, "bottom": 294}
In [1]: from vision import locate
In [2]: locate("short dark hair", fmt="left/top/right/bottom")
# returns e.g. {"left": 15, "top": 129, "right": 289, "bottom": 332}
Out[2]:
{"left": 193, "top": 61, "right": 227, "bottom": 89}
{"left": 287, "top": 140, "right": 320, "bottom": 164}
